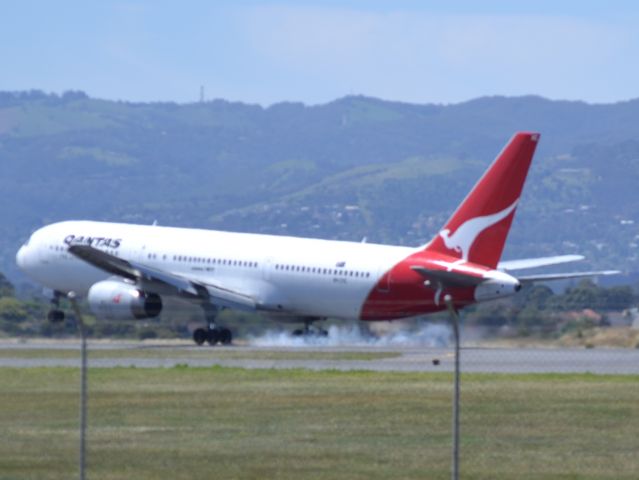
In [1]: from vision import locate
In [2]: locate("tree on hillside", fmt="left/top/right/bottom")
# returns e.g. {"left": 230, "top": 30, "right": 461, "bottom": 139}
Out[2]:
{"left": 514, "top": 284, "right": 554, "bottom": 310}
{"left": 597, "top": 285, "right": 636, "bottom": 311}
{"left": 0, "top": 272, "right": 14, "bottom": 297}
{"left": 0, "top": 297, "right": 27, "bottom": 323}
{"left": 544, "top": 279, "right": 636, "bottom": 312}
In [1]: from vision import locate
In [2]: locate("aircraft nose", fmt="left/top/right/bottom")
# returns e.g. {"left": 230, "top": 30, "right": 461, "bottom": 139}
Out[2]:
{"left": 16, "top": 245, "right": 29, "bottom": 271}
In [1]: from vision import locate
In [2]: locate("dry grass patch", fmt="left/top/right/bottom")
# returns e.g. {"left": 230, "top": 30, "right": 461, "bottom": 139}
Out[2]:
{"left": 558, "top": 327, "right": 639, "bottom": 348}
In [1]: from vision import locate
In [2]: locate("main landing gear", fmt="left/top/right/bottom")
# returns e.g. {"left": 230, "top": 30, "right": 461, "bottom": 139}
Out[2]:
{"left": 193, "top": 326, "right": 232, "bottom": 346}
{"left": 291, "top": 318, "right": 328, "bottom": 337}
{"left": 193, "top": 303, "right": 233, "bottom": 346}
{"left": 47, "top": 290, "right": 65, "bottom": 323}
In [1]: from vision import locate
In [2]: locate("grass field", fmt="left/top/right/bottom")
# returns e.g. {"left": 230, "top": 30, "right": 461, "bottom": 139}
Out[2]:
{"left": 0, "top": 367, "right": 637, "bottom": 480}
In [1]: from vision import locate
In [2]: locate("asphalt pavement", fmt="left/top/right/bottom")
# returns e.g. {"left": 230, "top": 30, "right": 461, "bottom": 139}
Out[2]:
{"left": 1, "top": 340, "right": 637, "bottom": 374}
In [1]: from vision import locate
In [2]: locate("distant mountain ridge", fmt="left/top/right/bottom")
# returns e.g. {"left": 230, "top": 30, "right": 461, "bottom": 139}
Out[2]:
{"left": 2, "top": 90, "right": 638, "bottom": 282}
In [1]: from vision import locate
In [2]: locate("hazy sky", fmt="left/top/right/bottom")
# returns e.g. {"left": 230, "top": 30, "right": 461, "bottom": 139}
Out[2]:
{"left": 3, "top": 0, "right": 639, "bottom": 105}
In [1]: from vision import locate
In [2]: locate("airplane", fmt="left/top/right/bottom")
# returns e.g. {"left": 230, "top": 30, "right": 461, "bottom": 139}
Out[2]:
{"left": 15, "top": 132, "right": 618, "bottom": 345}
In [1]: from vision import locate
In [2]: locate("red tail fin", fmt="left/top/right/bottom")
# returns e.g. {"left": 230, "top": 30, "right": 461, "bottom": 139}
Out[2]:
{"left": 423, "top": 132, "right": 540, "bottom": 268}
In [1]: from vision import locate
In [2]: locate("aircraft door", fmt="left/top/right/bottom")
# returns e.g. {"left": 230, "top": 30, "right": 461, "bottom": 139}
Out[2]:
{"left": 262, "top": 257, "right": 275, "bottom": 282}
{"left": 136, "top": 241, "right": 148, "bottom": 262}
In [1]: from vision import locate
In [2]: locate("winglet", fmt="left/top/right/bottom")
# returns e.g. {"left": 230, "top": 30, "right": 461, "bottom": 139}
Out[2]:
{"left": 423, "top": 132, "right": 540, "bottom": 268}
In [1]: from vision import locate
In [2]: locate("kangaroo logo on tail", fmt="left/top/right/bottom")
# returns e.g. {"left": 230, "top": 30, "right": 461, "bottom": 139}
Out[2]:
{"left": 439, "top": 199, "right": 519, "bottom": 262}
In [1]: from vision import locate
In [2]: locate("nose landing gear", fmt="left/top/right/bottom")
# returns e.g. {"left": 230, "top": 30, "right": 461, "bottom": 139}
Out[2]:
{"left": 47, "top": 291, "right": 66, "bottom": 323}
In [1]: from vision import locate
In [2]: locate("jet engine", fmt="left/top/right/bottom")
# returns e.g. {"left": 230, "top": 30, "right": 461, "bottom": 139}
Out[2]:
{"left": 87, "top": 280, "right": 162, "bottom": 320}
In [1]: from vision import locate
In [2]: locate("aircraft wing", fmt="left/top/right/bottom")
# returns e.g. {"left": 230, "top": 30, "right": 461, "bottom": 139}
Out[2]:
{"left": 517, "top": 270, "right": 621, "bottom": 283}
{"left": 498, "top": 255, "right": 584, "bottom": 271}
{"left": 68, "top": 245, "right": 257, "bottom": 311}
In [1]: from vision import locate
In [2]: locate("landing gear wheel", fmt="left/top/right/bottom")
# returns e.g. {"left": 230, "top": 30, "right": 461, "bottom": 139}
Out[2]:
{"left": 193, "top": 328, "right": 208, "bottom": 346}
{"left": 207, "top": 329, "right": 220, "bottom": 345}
{"left": 219, "top": 328, "right": 232, "bottom": 345}
{"left": 47, "top": 309, "right": 65, "bottom": 323}
{"left": 292, "top": 326, "right": 327, "bottom": 337}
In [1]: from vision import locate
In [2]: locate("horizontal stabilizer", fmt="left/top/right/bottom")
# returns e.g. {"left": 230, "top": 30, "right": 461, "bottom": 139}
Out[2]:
{"left": 517, "top": 270, "right": 621, "bottom": 283}
{"left": 410, "top": 265, "right": 486, "bottom": 288}
{"left": 499, "top": 254, "right": 584, "bottom": 271}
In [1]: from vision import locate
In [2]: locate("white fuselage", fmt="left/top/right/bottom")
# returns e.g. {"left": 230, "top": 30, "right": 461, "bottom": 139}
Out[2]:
{"left": 17, "top": 221, "right": 415, "bottom": 320}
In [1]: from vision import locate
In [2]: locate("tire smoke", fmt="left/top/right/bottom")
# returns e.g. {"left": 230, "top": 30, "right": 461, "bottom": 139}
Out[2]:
{"left": 248, "top": 323, "right": 452, "bottom": 347}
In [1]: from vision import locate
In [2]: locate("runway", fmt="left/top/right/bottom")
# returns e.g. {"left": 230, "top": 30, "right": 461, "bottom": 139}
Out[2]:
{"left": 1, "top": 340, "right": 638, "bottom": 374}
